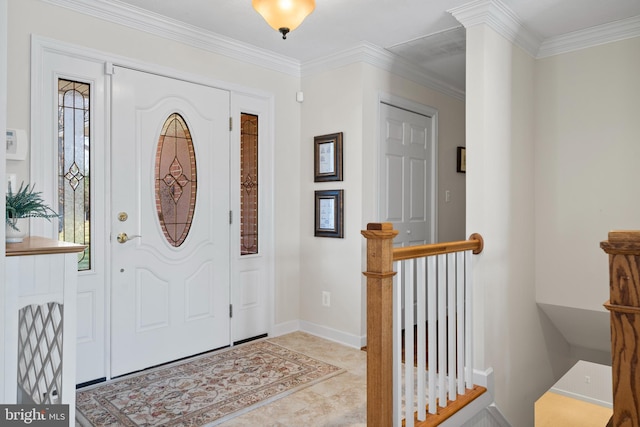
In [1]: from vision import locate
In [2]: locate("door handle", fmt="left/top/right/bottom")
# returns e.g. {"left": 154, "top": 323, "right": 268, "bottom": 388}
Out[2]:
{"left": 117, "top": 232, "right": 141, "bottom": 244}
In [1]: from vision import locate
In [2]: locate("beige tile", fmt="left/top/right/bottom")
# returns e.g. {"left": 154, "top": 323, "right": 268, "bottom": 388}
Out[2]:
{"left": 217, "top": 332, "right": 367, "bottom": 426}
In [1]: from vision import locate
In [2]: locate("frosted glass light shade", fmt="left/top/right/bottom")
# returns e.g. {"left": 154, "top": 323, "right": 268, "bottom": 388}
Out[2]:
{"left": 252, "top": 0, "right": 315, "bottom": 39}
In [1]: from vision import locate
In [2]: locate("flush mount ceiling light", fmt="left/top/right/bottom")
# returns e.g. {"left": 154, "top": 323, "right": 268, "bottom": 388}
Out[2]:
{"left": 252, "top": 0, "right": 315, "bottom": 40}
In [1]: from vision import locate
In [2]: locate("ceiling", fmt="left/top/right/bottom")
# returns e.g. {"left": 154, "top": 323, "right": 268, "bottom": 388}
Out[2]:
{"left": 105, "top": 0, "right": 640, "bottom": 92}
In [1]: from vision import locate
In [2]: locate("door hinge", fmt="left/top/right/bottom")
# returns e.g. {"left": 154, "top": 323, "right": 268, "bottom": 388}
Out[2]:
{"left": 229, "top": 210, "right": 233, "bottom": 225}
{"left": 229, "top": 304, "right": 233, "bottom": 318}
{"left": 229, "top": 117, "right": 232, "bottom": 131}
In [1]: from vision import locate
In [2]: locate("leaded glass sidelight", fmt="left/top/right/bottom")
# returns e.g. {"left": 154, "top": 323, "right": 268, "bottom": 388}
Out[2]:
{"left": 240, "top": 113, "right": 258, "bottom": 255}
{"left": 58, "top": 79, "right": 91, "bottom": 270}
{"left": 155, "top": 113, "right": 197, "bottom": 247}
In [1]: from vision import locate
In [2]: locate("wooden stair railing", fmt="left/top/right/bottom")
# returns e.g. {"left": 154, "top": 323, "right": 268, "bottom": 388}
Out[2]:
{"left": 601, "top": 231, "right": 640, "bottom": 427}
{"left": 362, "top": 223, "right": 485, "bottom": 427}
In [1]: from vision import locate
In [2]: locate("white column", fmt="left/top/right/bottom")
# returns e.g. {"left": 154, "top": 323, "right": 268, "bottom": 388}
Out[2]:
{"left": 449, "top": 1, "right": 547, "bottom": 425}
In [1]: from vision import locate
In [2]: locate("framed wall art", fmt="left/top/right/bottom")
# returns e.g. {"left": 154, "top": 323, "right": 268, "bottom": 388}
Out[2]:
{"left": 457, "top": 146, "right": 466, "bottom": 173}
{"left": 314, "top": 189, "right": 344, "bottom": 238}
{"left": 314, "top": 132, "right": 343, "bottom": 182}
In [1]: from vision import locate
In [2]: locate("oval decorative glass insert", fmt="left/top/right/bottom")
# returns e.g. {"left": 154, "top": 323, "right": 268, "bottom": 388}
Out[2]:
{"left": 155, "top": 113, "right": 197, "bottom": 247}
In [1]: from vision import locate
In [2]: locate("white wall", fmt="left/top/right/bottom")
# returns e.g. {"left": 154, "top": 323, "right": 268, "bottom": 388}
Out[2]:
{"left": 535, "top": 36, "right": 640, "bottom": 357}
{"left": 0, "top": 0, "right": 8, "bottom": 403}
{"left": 299, "top": 63, "right": 366, "bottom": 345}
{"left": 549, "top": 360, "right": 612, "bottom": 408}
{"left": 7, "top": 0, "right": 467, "bottom": 356}
{"left": 466, "top": 24, "right": 573, "bottom": 426}
{"left": 299, "top": 62, "right": 466, "bottom": 345}
{"left": 6, "top": 0, "right": 303, "bottom": 328}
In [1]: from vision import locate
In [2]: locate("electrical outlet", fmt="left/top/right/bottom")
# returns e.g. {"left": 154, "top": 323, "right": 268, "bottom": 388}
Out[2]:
{"left": 585, "top": 375, "right": 591, "bottom": 384}
{"left": 322, "top": 291, "right": 331, "bottom": 307}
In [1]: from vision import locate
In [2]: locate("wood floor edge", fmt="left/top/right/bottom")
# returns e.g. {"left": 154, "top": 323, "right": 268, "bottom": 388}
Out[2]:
{"left": 403, "top": 385, "right": 488, "bottom": 427}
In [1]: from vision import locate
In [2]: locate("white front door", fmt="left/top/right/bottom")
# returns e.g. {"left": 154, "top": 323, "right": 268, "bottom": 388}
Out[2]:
{"left": 379, "top": 102, "right": 436, "bottom": 247}
{"left": 110, "top": 67, "right": 230, "bottom": 377}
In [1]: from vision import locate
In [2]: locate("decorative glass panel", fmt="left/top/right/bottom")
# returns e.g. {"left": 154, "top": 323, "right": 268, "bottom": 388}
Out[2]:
{"left": 240, "top": 113, "right": 258, "bottom": 255}
{"left": 58, "top": 79, "right": 91, "bottom": 270}
{"left": 155, "top": 113, "right": 197, "bottom": 247}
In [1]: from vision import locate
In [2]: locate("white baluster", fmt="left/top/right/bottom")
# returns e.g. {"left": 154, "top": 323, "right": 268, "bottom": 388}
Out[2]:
{"left": 404, "top": 259, "right": 415, "bottom": 427}
{"left": 416, "top": 257, "right": 426, "bottom": 421}
{"left": 465, "top": 250, "right": 474, "bottom": 388}
{"left": 437, "top": 254, "right": 447, "bottom": 406}
{"left": 393, "top": 263, "right": 402, "bottom": 426}
{"left": 427, "top": 256, "right": 437, "bottom": 414}
{"left": 447, "top": 253, "right": 457, "bottom": 401}
{"left": 456, "top": 251, "right": 466, "bottom": 395}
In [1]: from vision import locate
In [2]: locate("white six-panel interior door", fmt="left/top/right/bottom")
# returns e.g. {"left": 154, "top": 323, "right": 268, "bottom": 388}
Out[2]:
{"left": 379, "top": 101, "right": 436, "bottom": 248}
{"left": 379, "top": 100, "right": 437, "bottom": 324}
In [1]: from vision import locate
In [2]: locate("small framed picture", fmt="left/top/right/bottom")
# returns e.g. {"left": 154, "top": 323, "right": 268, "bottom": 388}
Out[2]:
{"left": 314, "top": 190, "right": 344, "bottom": 238}
{"left": 457, "top": 146, "right": 466, "bottom": 173}
{"left": 314, "top": 132, "right": 343, "bottom": 182}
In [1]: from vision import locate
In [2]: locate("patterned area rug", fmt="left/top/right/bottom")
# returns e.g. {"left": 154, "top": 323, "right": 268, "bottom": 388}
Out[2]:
{"left": 76, "top": 340, "right": 345, "bottom": 426}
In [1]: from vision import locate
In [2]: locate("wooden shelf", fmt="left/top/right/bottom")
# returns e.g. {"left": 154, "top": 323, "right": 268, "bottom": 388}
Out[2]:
{"left": 6, "top": 236, "right": 86, "bottom": 257}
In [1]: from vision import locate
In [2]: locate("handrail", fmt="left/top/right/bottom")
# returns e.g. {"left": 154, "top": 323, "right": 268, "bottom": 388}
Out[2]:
{"left": 362, "top": 223, "right": 485, "bottom": 427}
{"left": 393, "top": 233, "right": 484, "bottom": 261}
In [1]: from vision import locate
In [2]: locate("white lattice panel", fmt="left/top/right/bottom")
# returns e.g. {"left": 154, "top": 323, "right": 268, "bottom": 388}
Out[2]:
{"left": 17, "top": 303, "right": 64, "bottom": 404}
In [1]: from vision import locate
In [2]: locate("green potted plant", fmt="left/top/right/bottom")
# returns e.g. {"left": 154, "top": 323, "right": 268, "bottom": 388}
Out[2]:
{"left": 5, "top": 182, "right": 58, "bottom": 243}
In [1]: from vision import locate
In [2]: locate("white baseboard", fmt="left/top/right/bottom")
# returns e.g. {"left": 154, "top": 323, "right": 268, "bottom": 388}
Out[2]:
{"left": 270, "top": 319, "right": 365, "bottom": 348}
{"left": 270, "top": 319, "right": 300, "bottom": 338}
{"left": 549, "top": 387, "right": 613, "bottom": 409}
{"left": 299, "top": 320, "right": 365, "bottom": 349}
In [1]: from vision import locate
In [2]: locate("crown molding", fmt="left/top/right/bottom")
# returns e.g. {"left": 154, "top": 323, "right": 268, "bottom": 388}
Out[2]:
{"left": 301, "top": 42, "right": 465, "bottom": 101}
{"left": 40, "top": 0, "right": 302, "bottom": 77}
{"left": 448, "top": 0, "right": 542, "bottom": 57}
{"left": 537, "top": 14, "right": 640, "bottom": 58}
{"left": 41, "top": 0, "right": 465, "bottom": 100}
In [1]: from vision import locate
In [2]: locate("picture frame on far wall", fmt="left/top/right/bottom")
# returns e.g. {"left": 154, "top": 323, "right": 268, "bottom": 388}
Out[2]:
{"left": 314, "top": 190, "right": 344, "bottom": 238}
{"left": 457, "top": 146, "right": 466, "bottom": 173}
{"left": 314, "top": 132, "right": 343, "bottom": 182}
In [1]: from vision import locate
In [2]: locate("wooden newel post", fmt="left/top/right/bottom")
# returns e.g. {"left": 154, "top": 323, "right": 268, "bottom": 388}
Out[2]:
{"left": 601, "top": 231, "right": 640, "bottom": 427}
{"left": 362, "top": 222, "right": 398, "bottom": 426}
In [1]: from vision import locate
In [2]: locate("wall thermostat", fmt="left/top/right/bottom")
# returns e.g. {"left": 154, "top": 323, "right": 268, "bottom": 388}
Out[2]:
{"left": 6, "top": 129, "right": 28, "bottom": 161}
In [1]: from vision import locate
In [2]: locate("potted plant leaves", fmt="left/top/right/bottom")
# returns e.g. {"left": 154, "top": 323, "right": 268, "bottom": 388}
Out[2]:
{"left": 5, "top": 182, "right": 58, "bottom": 243}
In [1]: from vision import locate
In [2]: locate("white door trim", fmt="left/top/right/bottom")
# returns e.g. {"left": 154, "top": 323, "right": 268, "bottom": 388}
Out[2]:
{"left": 31, "top": 35, "right": 276, "bottom": 382}
{"left": 376, "top": 92, "right": 439, "bottom": 242}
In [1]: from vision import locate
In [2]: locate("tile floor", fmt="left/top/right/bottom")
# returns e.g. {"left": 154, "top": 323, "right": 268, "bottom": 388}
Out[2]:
{"left": 75, "top": 331, "right": 601, "bottom": 426}
{"left": 218, "top": 331, "right": 367, "bottom": 426}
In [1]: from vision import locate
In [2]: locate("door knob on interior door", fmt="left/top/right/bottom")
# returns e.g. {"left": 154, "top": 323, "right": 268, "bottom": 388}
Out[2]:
{"left": 117, "top": 232, "right": 141, "bottom": 244}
